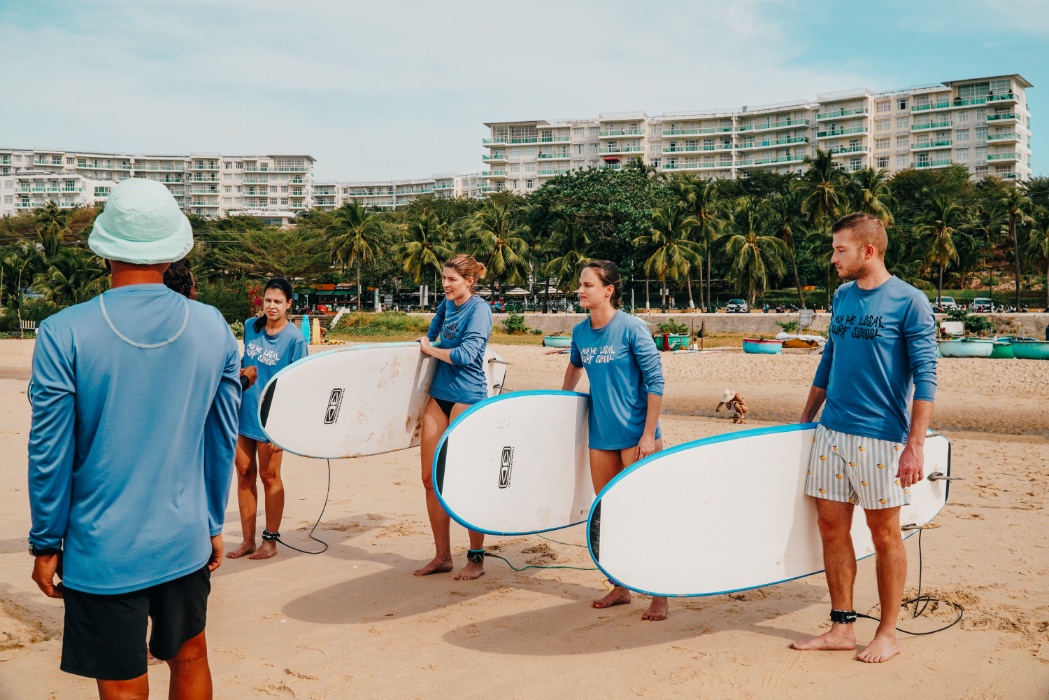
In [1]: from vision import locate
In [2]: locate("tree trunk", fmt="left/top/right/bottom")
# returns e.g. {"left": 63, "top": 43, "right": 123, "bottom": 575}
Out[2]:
{"left": 660, "top": 277, "right": 667, "bottom": 312}
{"left": 1011, "top": 214, "right": 1021, "bottom": 309}
{"left": 687, "top": 271, "right": 695, "bottom": 309}
{"left": 938, "top": 264, "right": 944, "bottom": 306}
{"left": 645, "top": 278, "right": 650, "bottom": 310}
{"left": 826, "top": 265, "right": 833, "bottom": 309}
{"left": 791, "top": 251, "right": 804, "bottom": 308}
{"left": 1045, "top": 257, "right": 1048, "bottom": 310}
{"left": 706, "top": 253, "right": 712, "bottom": 310}
{"left": 356, "top": 263, "right": 362, "bottom": 311}
{"left": 697, "top": 259, "right": 705, "bottom": 310}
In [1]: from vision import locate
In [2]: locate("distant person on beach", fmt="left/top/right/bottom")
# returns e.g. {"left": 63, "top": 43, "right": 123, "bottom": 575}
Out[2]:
{"left": 28, "top": 179, "right": 240, "bottom": 697}
{"left": 716, "top": 389, "right": 748, "bottom": 423}
{"left": 227, "top": 278, "right": 308, "bottom": 561}
{"left": 164, "top": 259, "right": 258, "bottom": 391}
{"left": 561, "top": 260, "right": 670, "bottom": 621}
{"left": 793, "top": 213, "right": 937, "bottom": 663}
{"left": 414, "top": 254, "right": 493, "bottom": 580}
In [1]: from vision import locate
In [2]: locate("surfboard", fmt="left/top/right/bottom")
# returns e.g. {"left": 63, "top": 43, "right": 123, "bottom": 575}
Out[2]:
{"left": 433, "top": 390, "right": 594, "bottom": 535}
{"left": 587, "top": 424, "right": 951, "bottom": 597}
{"left": 258, "top": 343, "right": 505, "bottom": 459}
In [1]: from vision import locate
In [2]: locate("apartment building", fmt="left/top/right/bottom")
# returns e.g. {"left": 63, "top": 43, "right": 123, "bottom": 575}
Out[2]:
{"left": 481, "top": 74, "right": 1033, "bottom": 189}
{"left": 0, "top": 149, "right": 317, "bottom": 223}
{"left": 331, "top": 173, "right": 481, "bottom": 210}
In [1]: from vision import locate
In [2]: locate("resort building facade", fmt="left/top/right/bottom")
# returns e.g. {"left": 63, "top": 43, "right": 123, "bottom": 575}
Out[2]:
{"left": 481, "top": 74, "right": 1033, "bottom": 192}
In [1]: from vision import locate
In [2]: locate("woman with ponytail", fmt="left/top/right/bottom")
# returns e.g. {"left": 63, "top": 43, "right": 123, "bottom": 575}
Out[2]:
{"left": 415, "top": 254, "right": 494, "bottom": 580}
{"left": 561, "top": 260, "right": 670, "bottom": 620}
{"left": 228, "top": 278, "right": 308, "bottom": 560}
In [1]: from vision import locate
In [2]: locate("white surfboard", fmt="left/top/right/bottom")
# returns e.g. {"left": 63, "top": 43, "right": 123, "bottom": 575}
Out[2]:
{"left": 588, "top": 424, "right": 951, "bottom": 597}
{"left": 434, "top": 391, "right": 594, "bottom": 536}
{"left": 259, "top": 343, "right": 505, "bottom": 459}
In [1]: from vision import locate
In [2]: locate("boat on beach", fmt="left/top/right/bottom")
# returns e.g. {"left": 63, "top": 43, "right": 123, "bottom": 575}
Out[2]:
{"left": 937, "top": 338, "right": 994, "bottom": 358}
{"left": 1011, "top": 339, "right": 1049, "bottom": 360}
{"left": 742, "top": 338, "right": 783, "bottom": 355}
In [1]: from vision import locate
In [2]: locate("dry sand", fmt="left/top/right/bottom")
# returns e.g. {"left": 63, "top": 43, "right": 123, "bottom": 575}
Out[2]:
{"left": 0, "top": 339, "right": 1047, "bottom": 699}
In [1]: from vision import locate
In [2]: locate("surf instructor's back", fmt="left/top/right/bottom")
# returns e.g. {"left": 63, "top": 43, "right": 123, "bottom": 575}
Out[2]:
{"left": 28, "top": 179, "right": 241, "bottom": 698}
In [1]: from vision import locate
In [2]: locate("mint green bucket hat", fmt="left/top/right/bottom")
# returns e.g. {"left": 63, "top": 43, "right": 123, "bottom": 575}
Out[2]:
{"left": 88, "top": 179, "right": 193, "bottom": 264}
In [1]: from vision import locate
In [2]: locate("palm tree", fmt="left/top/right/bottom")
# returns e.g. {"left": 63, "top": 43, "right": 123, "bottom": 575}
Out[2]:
{"left": 917, "top": 191, "right": 967, "bottom": 306}
{"left": 849, "top": 167, "right": 894, "bottom": 226}
{"left": 669, "top": 174, "right": 723, "bottom": 309}
{"left": 2, "top": 242, "right": 44, "bottom": 333}
{"left": 999, "top": 181, "right": 1033, "bottom": 308}
{"left": 545, "top": 216, "right": 591, "bottom": 302}
{"left": 798, "top": 149, "right": 847, "bottom": 306}
{"left": 397, "top": 211, "right": 452, "bottom": 291}
{"left": 34, "top": 247, "right": 108, "bottom": 307}
{"left": 768, "top": 188, "right": 807, "bottom": 308}
{"left": 34, "top": 201, "right": 68, "bottom": 258}
{"left": 523, "top": 201, "right": 564, "bottom": 312}
{"left": 463, "top": 200, "right": 530, "bottom": 298}
{"left": 1025, "top": 206, "right": 1049, "bottom": 309}
{"left": 326, "top": 202, "right": 384, "bottom": 310}
{"left": 634, "top": 204, "right": 701, "bottom": 311}
{"left": 723, "top": 197, "right": 788, "bottom": 306}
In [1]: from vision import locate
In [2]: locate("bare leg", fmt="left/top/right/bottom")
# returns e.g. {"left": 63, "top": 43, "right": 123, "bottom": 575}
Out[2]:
{"left": 249, "top": 443, "right": 285, "bottom": 560}
{"left": 621, "top": 443, "right": 669, "bottom": 621}
{"left": 792, "top": 498, "right": 858, "bottom": 651}
{"left": 166, "top": 630, "right": 213, "bottom": 699}
{"left": 588, "top": 448, "right": 633, "bottom": 609}
{"left": 415, "top": 398, "right": 453, "bottom": 576}
{"left": 455, "top": 528, "right": 486, "bottom": 581}
{"left": 226, "top": 436, "right": 258, "bottom": 559}
{"left": 856, "top": 507, "right": 904, "bottom": 663}
{"left": 97, "top": 675, "right": 148, "bottom": 700}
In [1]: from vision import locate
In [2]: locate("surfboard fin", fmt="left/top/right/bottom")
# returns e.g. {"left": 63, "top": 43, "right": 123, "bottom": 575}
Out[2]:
{"left": 927, "top": 472, "right": 961, "bottom": 482}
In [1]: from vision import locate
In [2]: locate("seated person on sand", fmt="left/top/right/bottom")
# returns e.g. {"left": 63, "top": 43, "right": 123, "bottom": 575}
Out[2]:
{"left": 716, "top": 390, "right": 747, "bottom": 423}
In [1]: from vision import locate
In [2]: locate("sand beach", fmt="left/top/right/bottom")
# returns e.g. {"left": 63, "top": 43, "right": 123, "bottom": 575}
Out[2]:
{"left": 0, "top": 339, "right": 1047, "bottom": 699}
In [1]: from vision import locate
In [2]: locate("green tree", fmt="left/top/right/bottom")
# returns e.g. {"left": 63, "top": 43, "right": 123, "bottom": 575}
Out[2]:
{"left": 545, "top": 215, "right": 592, "bottom": 299}
{"left": 668, "top": 173, "right": 723, "bottom": 309}
{"left": 326, "top": 202, "right": 384, "bottom": 310}
{"left": 798, "top": 149, "right": 848, "bottom": 306}
{"left": 768, "top": 188, "right": 807, "bottom": 308}
{"left": 635, "top": 204, "right": 701, "bottom": 310}
{"left": 849, "top": 167, "right": 894, "bottom": 225}
{"left": 396, "top": 211, "right": 452, "bottom": 291}
{"left": 33, "top": 247, "right": 108, "bottom": 307}
{"left": 213, "top": 228, "right": 330, "bottom": 282}
{"left": 917, "top": 191, "right": 967, "bottom": 305}
{"left": 463, "top": 200, "right": 530, "bottom": 298}
{"left": 723, "top": 198, "right": 787, "bottom": 306}
{"left": 1025, "top": 206, "right": 1049, "bottom": 309}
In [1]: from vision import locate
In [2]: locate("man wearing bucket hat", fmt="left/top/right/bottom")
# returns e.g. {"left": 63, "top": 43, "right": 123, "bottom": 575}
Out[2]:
{"left": 28, "top": 179, "right": 241, "bottom": 698}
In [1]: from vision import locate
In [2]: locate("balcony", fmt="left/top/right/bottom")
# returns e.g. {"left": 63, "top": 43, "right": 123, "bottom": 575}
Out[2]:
{"left": 482, "top": 137, "right": 507, "bottom": 146}
{"left": 663, "top": 145, "right": 727, "bottom": 153}
{"left": 738, "top": 154, "right": 806, "bottom": 167}
{"left": 987, "top": 132, "right": 1019, "bottom": 142}
{"left": 911, "top": 121, "right": 952, "bottom": 131}
{"left": 190, "top": 164, "right": 220, "bottom": 171}
{"left": 816, "top": 107, "right": 868, "bottom": 120}
{"left": 828, "top": 145, "right": 868, "bottom": 155}
{"left": 664, "top": 126, "right": 733, "bottom": 136}
{"left": 816, "top": 126, "right": 868, "bottom": 138}
{"left": 1000, "top": 172, "right": 1019, "bottom": 180}
{"left": 736, "top": 118, "right": 809, "bottom": 133}
{"left": 987, "top": 92, "right": 1017, "bottom": 104}
{"left": 481, "top": 170, "right": 508, "bottom": 178}
{"left": 911, "top": 101, "right": 951, "bottom": 113}
{"left": 244, "top": 178, "right": 269, "bottom": 184}
{"left": 540, "top": 135, "right": 571, "bottom": 143}
{"left": 77, "top": 162, "right": 132, "bottom": 170}
{"left": 662, "top": 162, "right": 730, "bottom": 171}
{"left": 911, "top": 140, "right": 952, "bottom": 151}
{"left": 987, "top": 152, "right": 1019, "bottom": 162}
{"left": 538, "top": 152, "right": 572, "bottom": 159}
{"left": 914, "top": 159, "right": 952, "bottom": 169}
{"left": 538, "top": 169, "right": 570, "bottom": 176}
{"left": 986, "top": 113, "right": 1016, "bottom": 122}
{"left": 277, "top": 166, "right": 308, "bottom": 172}
{"left": 482, "top": 153, "right": 508, "bottom": 162}
{"left": 599, "top": 129, "right": 644, "bottom": 138}
{"left": 736, "top": 136, "right": 809, "bottom": 150}
{"left": 189, "top": 176, "right": 219, "bottom": 182}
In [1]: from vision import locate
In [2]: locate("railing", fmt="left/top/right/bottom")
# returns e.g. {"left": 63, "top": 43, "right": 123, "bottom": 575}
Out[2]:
{"left": 816, "top": 126, "right": 868, "bottom": 137}
{"left": 987, "top": 152, "right": 1018, "bottom": 161}
{"left": 911, "top": 102, "right": 951, "bottom": 113}
{"left": 662, "top": 162, "right": 730, "bottom": 170}
{"left": 911, "top": 122, "right": 952, "bottom": 130}
{"left": 599, "top": 129, "right": 643, "bottom": 137}
{"left": 911, "top": 140, "right": 952, "bottom": 150}
{"left": 277, "top": 166, "right": 308, "bottom": 172}
{"left": 736, "top": 136, "right": 809, "bottom": 150}
{"left": 1000, "top": 172, "right": 1019, "bottom": 179}
{"left": 538, "top": 169, "right": 570, "bottom": 176}
{"left": 986, "top": 113, "right": 1016, "bottom": 121}
{"left": 986, "top": 132, "right": 1018, "bottom": 141}
{"left": 540, "top": 136, "right": 571, "bottom": 143}
{"left": 736, "top": 119, "right": 808, "bottom": 132}
{"left": 738, "top": 155, "right": 806, "bottom": 166}
{"left": 482, "top": 154, "right": 507, "bottom": 161}
{"left": 664, "top": 127, "right": 733, "bottom": 135}
{"left": 538, "top": 152, "right": 572, "bottom": 158}
{"left": 914, "top": 159, "right": 952, "bottom": 169}
{"left": 244, "top": 178, "right": 268, "bottom": 184}
{"left": 481, "top": 170, "right": 507, "bottom": 177}
{"left": 829, "top": 145, "right": 868, "bottom": 154}
{"left": 987, "top": 93, "right": 1016, "bottom": 103}
{"left": 190, "top": 165, "right": 219, "bottom": 170}
{"left": 816, "top": 108, "right": 868, "bottom": 120}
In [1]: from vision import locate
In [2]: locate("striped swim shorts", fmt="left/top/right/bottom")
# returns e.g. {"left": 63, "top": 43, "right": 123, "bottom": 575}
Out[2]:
{"left": 804, "top": 424, "right": 910, "bottom": 510}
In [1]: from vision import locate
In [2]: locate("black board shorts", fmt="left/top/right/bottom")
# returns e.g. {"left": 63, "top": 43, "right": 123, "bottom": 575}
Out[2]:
{"left": 61, "top": 564, "right": 210, "bottom": 681}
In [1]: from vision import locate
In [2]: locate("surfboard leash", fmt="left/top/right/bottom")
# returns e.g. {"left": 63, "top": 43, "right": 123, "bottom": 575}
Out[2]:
{"left": 271, "top": 459, "right": 332, "bottom": 556}
{"left": 480, "top": 551, "right": 597, "bottom": 572}
{"left": 855, "top": 528, "right": 964, "bottom": 635}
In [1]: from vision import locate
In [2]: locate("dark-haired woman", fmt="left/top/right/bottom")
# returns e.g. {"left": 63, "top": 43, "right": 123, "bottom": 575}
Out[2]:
{"left": 227, "top": 278, "right": 308, "bottom": 560}
{"left": 561, "top": 260, "right": 670, "bottom": 620}
{"left": 414, "top": 254, "right": 493, "bottom": 580}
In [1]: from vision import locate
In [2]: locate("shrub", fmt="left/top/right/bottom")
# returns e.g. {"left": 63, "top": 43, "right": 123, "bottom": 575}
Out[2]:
{"left": 656, "top": 320, "right": 689, "bottom": 335}
{"left": 197, "top": 280, "right": 255, "bottom": 325}
{"left": 530, "top": 328, "right": 543, "bottom": 335}
{"left": 501, "top": 311, "right": 529, "bottom": 335}
{"left": 229, "top": 320, "right": 244, "bottom": 339}
{"left": 776, "top": 320, "right": 800, "bottom": 333}
{"left": 947, "top": 308, "right": 993, "bottom": 336}
{"left": 329, "top": 311, "right": 431, "bottom": 337}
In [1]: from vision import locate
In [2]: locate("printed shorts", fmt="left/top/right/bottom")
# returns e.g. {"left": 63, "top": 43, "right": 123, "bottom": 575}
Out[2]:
{"left": 804, "top": 425, "right": 910, "bottom": 510}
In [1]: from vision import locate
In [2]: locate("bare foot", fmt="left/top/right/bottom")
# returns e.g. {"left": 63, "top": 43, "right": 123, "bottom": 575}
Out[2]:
{"left": 642, "top": 596, "right": 669, "bottom": 621}
{"left": 248, "top": 541, "right": 277, "bottom": 560}
{"left": 225, "top": 541, "right": 256, "bottom": 559}
{"left": 592, "top": 586, "right": 632, "bottom": 609}
{"left": 454, "top": 561, "right": 485, "bottom": 580}
{"left": 790, "top": 625, "right": 857, "bottom": 651}
{"left": 856, "top": 633, "right": 900, "bottom": 663}
{"left": 413, "top": 556, "right": 453, "bottom": 576}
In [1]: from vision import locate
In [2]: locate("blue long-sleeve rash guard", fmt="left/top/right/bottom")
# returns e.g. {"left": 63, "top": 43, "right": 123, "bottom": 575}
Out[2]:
{"left": 813, "top": 277, "right": 938, "bottom": 443}
{"left": 427, "top": 295, "right": 492, "bottom": 405}
{"left": 28, "top": 284, "right": 241, "bottom": 595}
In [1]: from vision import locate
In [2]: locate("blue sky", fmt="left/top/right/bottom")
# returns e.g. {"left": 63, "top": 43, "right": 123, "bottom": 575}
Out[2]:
{"left": 1, "top": 0, "right": 1046, "bottom": 180}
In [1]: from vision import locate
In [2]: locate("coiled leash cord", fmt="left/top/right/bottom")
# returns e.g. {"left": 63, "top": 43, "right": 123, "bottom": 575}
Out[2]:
{"left": 267, "top": 459, "right": 331, "bottom": 555}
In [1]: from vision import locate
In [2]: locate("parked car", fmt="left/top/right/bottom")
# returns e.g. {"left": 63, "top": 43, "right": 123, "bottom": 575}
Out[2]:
{"left": 931, "top": 296, "right": 957, "bottom": 312}
{"left": 970, "top": 298, "right": 994, "bottom": 313}
{"left": 725, "top": 298, "right": 750, "bottom": 313}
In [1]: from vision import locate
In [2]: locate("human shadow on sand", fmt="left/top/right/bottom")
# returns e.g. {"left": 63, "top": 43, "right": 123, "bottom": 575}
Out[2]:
{"left": 440, "top": 582, "right": 823, "bottom": 655}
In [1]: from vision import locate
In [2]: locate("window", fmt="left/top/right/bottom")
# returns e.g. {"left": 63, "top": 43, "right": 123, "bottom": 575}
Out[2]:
{"left": 876, "top": 120, "right": 890, "bottom": 132}
{"left": 876, "top": 138, "right": 890, "bottom": 150}
{"left": 957, "top": 130, "right": 970, "bottom": 143}
{"left": 876, "top": 157, "right": 889, "bottom": 168}
{"left": 896, "top": 118, "right": 909, "bottom": 129}
{"left": 975, "top": 127, "right": 988, "bottom": 140}
{"left": 898, "top": 99, "right": 907, "bottom": 110}
{"left": 3, "top": 195, "right": 11, "bottom": 204}
{"left": 280, "top": 198, "right": 289, "bottom": 205}
{"left": 269, "top": 186, "right": 278, "bottom": 193}
{"left": 525, "top": 163, "right": 536, "bottom": 173}
{"left": 975, "top": 109, "right": 986, "bottom": 120}
{"left": 509, "top": 164, "right": 520, "bottom": 173}
{"left": 650, "top": 158, "right": 660, "bottom": 169}
{"left": 281, "top": 186, "right": 289, "bottom": 193}
{"left": 876, "top": 102, "right": 891, "bottom": 113}
{"left": 958, "top": 111, "right": 969, "bottom": 124}
{"left": 67, "top": 157, "right": 74, "bottom": 165}
{"left": 225, "top": 163, "right": 232, "bottom": 169}
{"left": 896, "top": 155, "right": 908, "bottom": 167}
{"left": 526, "top": 179, "right": 534, "bottom": 189}
{"left": 525, "top": 148, "right": 535, "bottom": 157}
{"left": 955, "top": 149, "right": 969, "bottom": 162}
{"left": 575, "top": 144, "right": 583, "bottom": 155}
{"left": 896, "top": 136, "right": 909, "bottom": 148}
{"left": 510, "top": 149, "right": 520, "bottom": 158}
